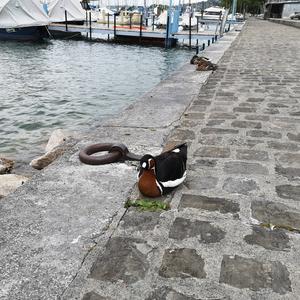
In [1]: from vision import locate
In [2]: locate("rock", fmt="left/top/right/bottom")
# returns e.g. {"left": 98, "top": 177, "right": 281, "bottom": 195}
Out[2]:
{"left": 0, "top": 157, "right": 14, "bottom": 174}
{"left": 45, "top": 129, "right": 70, "bottom": 152}
{"left": 0, "top": 174, "right": 28, "bottom": 197}
{"left": 30, "top": 145, "right": 67, "bottom": 170}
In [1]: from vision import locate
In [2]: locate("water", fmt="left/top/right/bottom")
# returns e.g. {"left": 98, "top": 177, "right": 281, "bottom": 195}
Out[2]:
{"left": 0, "top": 40, "right": 191, "bottom": 162}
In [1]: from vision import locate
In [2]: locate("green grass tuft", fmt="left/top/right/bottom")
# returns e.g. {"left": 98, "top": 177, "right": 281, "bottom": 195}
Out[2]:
{"left": 125, "top": 199, "right": 170, "bottom": 211}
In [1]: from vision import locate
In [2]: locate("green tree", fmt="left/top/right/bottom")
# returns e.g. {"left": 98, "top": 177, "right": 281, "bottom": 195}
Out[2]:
{"left": 220, "top": 0, "right": 264, "bottom": 14}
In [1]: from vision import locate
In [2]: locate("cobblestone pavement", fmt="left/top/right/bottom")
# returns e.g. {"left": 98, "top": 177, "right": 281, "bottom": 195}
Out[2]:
{"left": 74, "top": 19, "right": 300, "bottom": 299}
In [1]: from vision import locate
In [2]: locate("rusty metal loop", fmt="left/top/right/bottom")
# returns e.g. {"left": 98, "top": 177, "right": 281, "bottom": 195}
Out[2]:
{"left": 79, "top": 143, "right": 142, "bottom": 165}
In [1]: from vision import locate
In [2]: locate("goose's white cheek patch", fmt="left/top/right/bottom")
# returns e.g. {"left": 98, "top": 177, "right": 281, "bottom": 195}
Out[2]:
{"left": 142, "top": 162, "right": 147, "bottom": 168}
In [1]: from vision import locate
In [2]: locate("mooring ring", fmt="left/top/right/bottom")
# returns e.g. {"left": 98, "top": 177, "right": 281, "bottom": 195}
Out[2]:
{"left": 79, "top": 143, "right": 127, "bottom": 165}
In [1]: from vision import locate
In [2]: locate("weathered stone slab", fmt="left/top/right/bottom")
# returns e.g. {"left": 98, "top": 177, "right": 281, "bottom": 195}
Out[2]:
{"left": 263, "top": 108, "right": 279, "bottom": 115}
{"left": 277, "top": 153, "right": 300, "bottom": 167}
{"left": 184, "top": 112, "right": 205, "bottom": 120}
{"left": 194, "top": 147, "right": 230, "bottom": 158}
{"left": 209, "top": 112, "right": 237, "bottom": 119}
{"left": 245, "top": 115, "right": 270, "bottom": 121}
{"left": 199, "top": 136, "right": 223, "bottom": 145}
{"left": 159, "top": 248, "right": 206, "bottom": 279}
{"left": 121, "top": 210, "right": 161, "bottom": 231}
{"left": 244, "top": 225, "right": 290, "bottom": 251}
{"left": 275, "top": 166, "right": 300, "bottom": 180}
{"left": 169, "top": 217, "right": 225, "bottom": 243}
{"left": 219, "top": 255, "right": 291, "bottom": 294}
{"left": 201, "top": 128, "right": 239, "bottom": 135}
{"left": 169, "top": 129, "right": 195, "bottom": 141}
{"left": 251, "top": 200, "right": 300, "bottom": 229}
{"left": 192, "top": 159, "right": 217, "bottom": 168}
{"left": 89, "top": 237, "right": 150, "bottom": 284}
{"left": 179, "top": 194, "right": 239, "bottom": 214}
{"left": 206, "top": 119, "right": 225, "bottom": 127}
{"left": 231, "top": 121, "right": 262, "bottom": 129}
{"left": 233, "top": 107, "right": 257, "bottom": 113}
{"left": 194, "top": 99, "right": 212, "bottom": 106}
{"left": 185, "top": 176, "right": 218, "bottom": 190}
{"left": 236, "top": 149, "right": 268, "bottom": 161}
{"left": 82, "top": 291, "right": 109, "bottom": 300}
{"left": 223, "top": 177, "right": 259, "bottom": 195}
{"left": 267, "top": 141, "right": 299, "bottom": 152}
{"left": 146, "top": 287, "right": 199, "bottom": 300}
{"left": 247, "top": 97, "right": 264, "bottom": 103}
{"left": 276, "top": 185, "right": 300, "bottom": 201}
{"left": 224, "top": 162, "right": 268, "bottom": 175}
{"left": 246, "top": 130, "right": 282, "bottom": 139}
{"left": 287, "top": 133, "right": 300, "bottom": 142}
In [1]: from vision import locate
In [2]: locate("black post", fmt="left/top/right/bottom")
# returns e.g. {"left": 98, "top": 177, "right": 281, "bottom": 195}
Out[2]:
{"left": 152, "top": 15, "right": 155, "bottom": 31}
{"left": 114, "top": 13, "right": 116, "bottom": 36}
{"left": 212, "top": 37, "right": 214, "bottom": 43}
{"left": 189, "top": 14, "right": 192, "bottom": 49}
{"left": 196, "top": 16, "right": 199, "bottom": 51}
{"left": 196, "top": 46, "right": 199, "bottom": 54}
{"left": 215, "top": 34, "right": 218, "bottom": 41}
{"left": 146, "top": 16, "right": 148, "bottom": 27}
{"left": 165, "top": 15, "right": 170, "bottom": 48}
{"left": 129, "top": 14, "right": 132, "bottom": 29}
{"left": 107, "top": 13, "right": 110, "bottom": 40}
{"left": 208, "top": 39, "right": 210, "bottom": 46}
{"left": 202, "top": 43, "right": 205, "bottom": 50}
{"left": 89, "top": 11, "right": 92, "bottom": 40}
{"left": 65, "top": 10, "right": 68, "bottom": 31}
{"left": 139, "top": 14, "right": 143, "bottom": 43}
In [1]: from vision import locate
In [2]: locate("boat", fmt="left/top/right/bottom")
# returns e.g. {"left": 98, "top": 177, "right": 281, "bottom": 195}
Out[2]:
{"left": 179, "top": 13, "right": 197, "bottom": 30}
{"left": 196, "top": 6, "right": 225, "bottom": 21}
{"left": 48, "top": 0, "right": 86, "bottom": 25}
{"left": 0, "top": 0, "right": 49, "bottom": 41}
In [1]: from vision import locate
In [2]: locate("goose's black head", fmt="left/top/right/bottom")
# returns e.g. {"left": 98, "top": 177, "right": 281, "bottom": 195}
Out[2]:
{"left": 140, "top": 154, "right": 155, "bottom": 170}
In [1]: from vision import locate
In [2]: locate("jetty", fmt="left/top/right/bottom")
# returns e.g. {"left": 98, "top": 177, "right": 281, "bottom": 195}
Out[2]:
{"left": 1, "top": 18, "right": 300, "bottom": 300}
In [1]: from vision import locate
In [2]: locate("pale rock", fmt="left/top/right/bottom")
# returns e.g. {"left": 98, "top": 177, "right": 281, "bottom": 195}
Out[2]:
{"left": 0, "top": 158, "right": 14, "bottom": 174}
{"left": 45, "top": 129, "right": 70, "bottom": 153}
{"left": 30, "top": 145, "right": 67, "bottom": 170}
{"left": 0, "top": 174, "right": 28, "bottom": 197}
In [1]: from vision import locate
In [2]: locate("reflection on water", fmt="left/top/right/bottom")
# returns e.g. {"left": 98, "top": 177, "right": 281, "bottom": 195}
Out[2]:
{"left": 0, "top": 40, "right": 191, "bottom": 161}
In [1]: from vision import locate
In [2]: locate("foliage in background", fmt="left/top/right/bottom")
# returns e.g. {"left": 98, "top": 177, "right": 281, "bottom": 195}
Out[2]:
{"left": 220, "top": 0, "right": 265, "bottom": 14}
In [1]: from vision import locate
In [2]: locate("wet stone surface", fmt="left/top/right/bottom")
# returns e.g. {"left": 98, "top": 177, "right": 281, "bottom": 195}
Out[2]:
{"left": 251, "top": 200, "right": 300, "bottom": 229}
{"left": 185, "top": 175, "right": 218, "bottom": 190}
{"left": 159, "top": 248, "right": 206, "bottom": 279}
{"left": 244, "top": 225, "right": 290, "bottom": 251}
{"left": 246, "top": 130, "right": 282, "bottom": 139}
{"left": 276, "top": 185, "right": 300, "bottom": 201}
{"left": 82, "top": 292, "right": 108, "bottom": 300}
{"left": 179, "top": 194, "right": 240, "bottom": 214}
{"left": 231, "top": 120, "right": 262, "bottom": 129}
{"left": 201, "top": 128, "right": 239, "bottom": 135}
{"left": 275, "top": 166, "right": 300, "bottom": 180}
{"left": 89, "top": 237, "right": 150, "bottom": 284}
{"left": 169, "top": 217, "right": 225, "bottom": 243}
{"left": 145, "top": 287, "right": 199, "bottom": 300}
{"left": 219, "top": 255, "right": 291, "bottom": 294}
{"left": 223, "top": 177, "right": 259, "bottom": 195}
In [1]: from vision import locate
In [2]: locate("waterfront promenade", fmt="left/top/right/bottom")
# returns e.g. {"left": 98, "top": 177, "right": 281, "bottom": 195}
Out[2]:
{"left": 1, "top": 19, "right": 300, "bottom": 299}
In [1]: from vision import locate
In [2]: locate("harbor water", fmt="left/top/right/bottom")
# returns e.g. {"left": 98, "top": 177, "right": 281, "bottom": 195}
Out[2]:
{"left": 0, "top": 40, "right": 191, "bottom": 162}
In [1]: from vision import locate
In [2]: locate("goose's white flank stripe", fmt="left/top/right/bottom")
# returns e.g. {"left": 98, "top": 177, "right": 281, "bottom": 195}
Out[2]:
{"left": 159, "top": 171, "right": 187, "bottom": 188}
{"left": 155, "top": 180, "right": 163, "bottom": 194}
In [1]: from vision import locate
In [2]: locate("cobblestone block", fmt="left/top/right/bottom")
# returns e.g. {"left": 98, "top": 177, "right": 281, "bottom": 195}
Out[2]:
{"left": 194, "top": 147, "right": 230, "bottom": 158}
{"left": 231, "top": 120, "right": 262, "bottom": 129}
{"left": 244, "top": 225, "right": 290, "bottom": 251}
{"left": 170, "top": 129, "right": 195, "bottom": 141}
{"left": 223, "top": 177, "right": 259, "bottom": 195}
{"left": 276, "top": 185, "right": 300, "bottom": 201}
{"left": 219, "top": 255, "right": 291, "bottom": 294}
{"left": 251, "top": 200, "right": 300, "bottom": 229}
{"left": 277, "top": 153, "right": 300, "bottom": 167}
{"left": 190, "top": 159, "right": 217, "bottom": 169}
{"left": 224, "top": 162, "right": 268, "bottom": 175}
{"left": 199, "top": 136, "right": 223, "bottom": 145}
{"left": 275, "top": 166, "right": 300, "bottom": 180}
{"left": 159, "top": 248, "right": 206, "bottom": 279}
{"left": 146, "top": 287, "right": 198, "bottom": 300}
{"left": 194, "top": 99, "right": 212, "bottom": 106}
{"left": 289, "top": 111, "right": 300, "bottom": 116}
{"left": 121, "top": 210, "right": 161, "bottom": 231}
{"left": 247, "top": 97, "right": 264, "bottom": 103}
{"left": 169, "top": 217, "right": 225, "bottom": 243}
{"left": 263, "top": 108, "right": 279, "bottom": 115}
{"left": 268, "top": 103, "right": 288, "bottom": 108}
{"left": 184, "top": 113, "right": 205, "bottom": 120}
{"left": 206, "top": 119, "right": 225, "bottom": 127}
{"left": 236, "top": 149, "right": 268, "bottom": 161}
{"left": 89, "top": 237, "right": 150, "bottom": 284}
{"left": 209, "top": 112, "right": 237, "bottom": 119}
{"left": 245, "top": 115, "right": 270, "bottom": 121}
{"left": 189, "top": 105, "right": 208, "bottom": 112}
{"left": 233, "top": 107, "right": 257, "bottom": 113}
{"left": 246, "top": 130, "right": 282, "bottom": 139}
{"left": 201, "top": 128, "right": 239, "bottom": 135}
{"left": 185, "top": 176, "right": 218, "bottom": 190}
{"left": 179, "top": 194, "right": 239, "bottom": 214}
{"left": 82, "top": 292, "right": 108, "bottom": 300}
{"left": 268, "top": 141, "right": 299, "bottom": 152}
{"left": 287, "top": 133, "right": 300, "bottom": 142}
